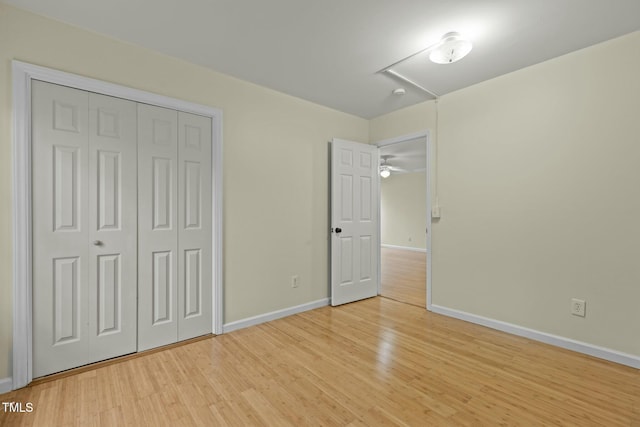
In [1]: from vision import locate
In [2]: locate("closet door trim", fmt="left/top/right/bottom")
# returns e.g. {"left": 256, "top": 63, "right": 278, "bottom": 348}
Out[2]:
{"left": 11, "top": 60, "right": 224, "bottom": 390}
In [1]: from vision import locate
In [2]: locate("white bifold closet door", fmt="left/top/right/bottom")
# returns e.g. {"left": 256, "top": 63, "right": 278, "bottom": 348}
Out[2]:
{"left": 32, "top": 81, "right": 213, "bottom": 377}
{"left": 32, "top": 81, "right": 138, "bottom": 377}
{"left": 137, "top": 104, "right": 212, "bottom": 352}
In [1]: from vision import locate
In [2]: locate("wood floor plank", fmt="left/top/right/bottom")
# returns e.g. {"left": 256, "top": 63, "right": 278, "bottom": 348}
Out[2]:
{"left": 2, "top": 297, "right": 639, "bottom": 426}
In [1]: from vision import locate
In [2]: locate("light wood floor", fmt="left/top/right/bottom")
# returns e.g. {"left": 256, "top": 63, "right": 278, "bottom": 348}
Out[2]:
{"left": 381, "top": 247, "right": 426, "bottom": 308}
{"left": 2, "top": 298, "right": 639, "bottom": 426}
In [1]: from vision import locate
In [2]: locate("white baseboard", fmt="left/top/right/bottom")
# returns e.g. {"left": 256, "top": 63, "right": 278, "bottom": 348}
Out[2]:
{"left": 223, "top": 298, "right": 330, "bottom": 333}
{"left": 430, "top": 304, "right": 640, "bottom": 369}
{"left": 381, "top": 244, "right": 426, "bottom": 253}
{"left": 0, "top": 377, "right": 12, "bottom": 394}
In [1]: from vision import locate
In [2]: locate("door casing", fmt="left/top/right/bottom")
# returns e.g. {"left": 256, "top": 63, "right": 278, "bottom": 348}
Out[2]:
{"left": 11, "top": 61, "right": 224, "bottom": 390}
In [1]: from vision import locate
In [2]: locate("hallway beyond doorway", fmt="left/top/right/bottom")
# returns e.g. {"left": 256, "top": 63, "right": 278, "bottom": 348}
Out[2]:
{"left": 380, "top": 246, "right": 426, "bottom": 308}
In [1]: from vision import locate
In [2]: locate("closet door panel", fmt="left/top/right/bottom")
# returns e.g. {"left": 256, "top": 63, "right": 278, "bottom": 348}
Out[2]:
{"left": 87, "top": 92, "right": 138, "bottom": 361}
{"left": 138, "top": 104, "right": 179, "bottom": 351}
{"left": 32, "top": 81, "right": 90, "bottom": 377}
{"left": 177, "top": 112, "right": 212, "bottom": 340}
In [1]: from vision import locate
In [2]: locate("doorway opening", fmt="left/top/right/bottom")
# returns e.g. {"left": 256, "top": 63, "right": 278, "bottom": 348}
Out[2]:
{"left": 376, "top": 132, "right": 431, "bottom": 309}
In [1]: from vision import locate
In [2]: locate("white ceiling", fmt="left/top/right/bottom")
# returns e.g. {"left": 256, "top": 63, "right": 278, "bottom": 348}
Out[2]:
{"left": 5, "top": 0, "right": 640, "bottom": 118}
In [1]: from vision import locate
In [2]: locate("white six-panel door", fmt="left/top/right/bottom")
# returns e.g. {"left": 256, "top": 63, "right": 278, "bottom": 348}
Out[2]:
{"left": 137, "top": 104, "right": 179, "bottom": 351}
{"left": 177, "top": 112, "right": 212, "bottom": 341}
{"left": 32, "top": 81, "right": 138, "bottom": 377}
{"left": 33, "top": 81, "right": 213, "bottom": 376}
{"left": 330, "top": 138, "right": 379, "bottom": 306}
{"left": 87, "top": 92, "right": 138, "bottom": 362}
{"left": 137, "top": 104, "right": 213, "bottom": 351}
{"left": 33, "top": 81, "right": 90, "bottom": 377}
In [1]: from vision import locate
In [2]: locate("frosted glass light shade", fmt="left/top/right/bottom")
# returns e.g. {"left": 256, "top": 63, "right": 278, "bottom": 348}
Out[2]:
{"left": 429, "top": 32, "right": 473, "bottom": 64}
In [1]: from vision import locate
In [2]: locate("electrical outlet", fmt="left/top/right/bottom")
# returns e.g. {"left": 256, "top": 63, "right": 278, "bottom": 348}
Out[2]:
{"left": 571, "top": 298, "right": 586, "bottom": 317}
{"left": 291, "top": 275, "right": 299, "bottom": 288}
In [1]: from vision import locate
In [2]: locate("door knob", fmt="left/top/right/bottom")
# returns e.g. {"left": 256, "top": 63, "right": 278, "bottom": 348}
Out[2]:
{"left": 93, "top": 240, "right": 102, "bottom": 246}
{"left": 335, "top": 228, "right": 342, "bottom": 233}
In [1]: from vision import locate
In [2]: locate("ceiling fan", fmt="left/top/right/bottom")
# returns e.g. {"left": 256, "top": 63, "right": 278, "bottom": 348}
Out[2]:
{"left": 379, "top": 155, "right": 407, "bottom": 178}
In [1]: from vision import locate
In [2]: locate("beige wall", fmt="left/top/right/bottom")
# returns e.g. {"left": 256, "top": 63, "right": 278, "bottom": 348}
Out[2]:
{"left": 370, "top": 101, "right": 436, "bottom": 142}
{"left": 381, "top": 172, "right": 427, "bottom": 249}
{"left": 434, "top": 31, "right": 640, "bottom": 356}
{"left": 374, "top": 31, "right": 640, "bottom": 357}
{"left": 0, "top": 5, "right": 369, "bottom": 379}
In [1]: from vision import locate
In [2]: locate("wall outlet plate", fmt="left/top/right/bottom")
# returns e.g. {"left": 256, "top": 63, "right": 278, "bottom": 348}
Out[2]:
{"left": 571, "top": 298, "right": 586, "bottom": 317}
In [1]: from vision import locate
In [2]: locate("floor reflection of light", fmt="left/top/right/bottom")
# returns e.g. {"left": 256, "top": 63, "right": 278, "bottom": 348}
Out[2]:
{"left": 376, "top": 329, "right": 397, "bottom": 373}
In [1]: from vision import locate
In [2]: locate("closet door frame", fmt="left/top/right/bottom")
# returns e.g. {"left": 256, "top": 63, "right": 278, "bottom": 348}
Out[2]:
{"left": 11, "top": 60, "right": 224, "bottom": 390}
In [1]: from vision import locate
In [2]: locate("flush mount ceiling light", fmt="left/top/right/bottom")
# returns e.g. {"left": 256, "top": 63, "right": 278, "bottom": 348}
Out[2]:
{"left": 429, "top": 32, "right": 473, "bottom": 64}
{"left": 379, "top": 31, "right": 473, "bottom": 97}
